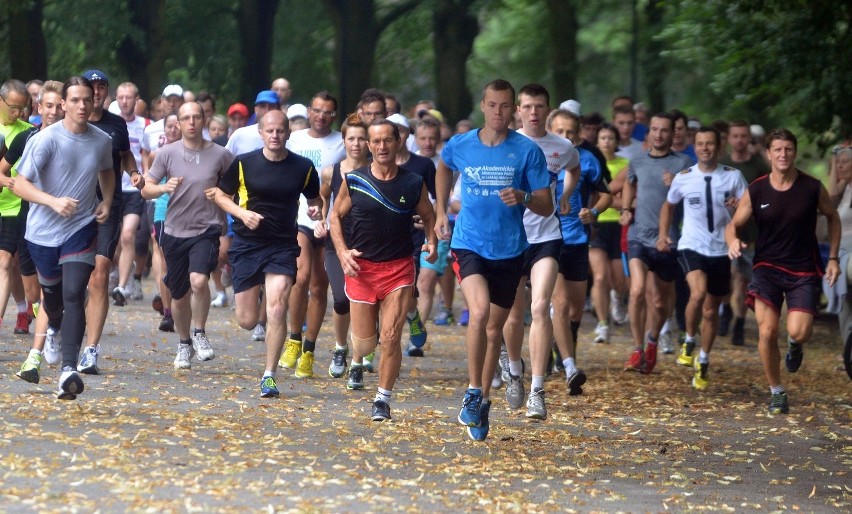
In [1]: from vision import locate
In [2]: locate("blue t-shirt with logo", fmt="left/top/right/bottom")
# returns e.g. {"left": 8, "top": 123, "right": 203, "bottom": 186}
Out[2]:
{"left": 555, "top": 147, "right": 603, "bottom": 245}
{"left": 442, "top": 129, "right": 550, "bottom": 260}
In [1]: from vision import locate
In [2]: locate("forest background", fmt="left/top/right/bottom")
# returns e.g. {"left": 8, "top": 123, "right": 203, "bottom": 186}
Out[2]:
{"left": 2, "top": 0, "right": 848, "bottom": 167}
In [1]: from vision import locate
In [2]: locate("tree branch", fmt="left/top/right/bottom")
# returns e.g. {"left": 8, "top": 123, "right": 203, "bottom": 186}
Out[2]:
{"left": 376, "top": 0, "right": 421, "bottom": 32}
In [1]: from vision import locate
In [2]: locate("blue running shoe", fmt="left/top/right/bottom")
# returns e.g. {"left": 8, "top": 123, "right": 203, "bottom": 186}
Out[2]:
{"left": 458, "top": 388, "right": 483, "bottom": 427}
{"left": 466, "top": 400, "right": 491, "bottom": 441}
{"left": 406, "top": 342, "right": 424, "bottom": 357}
{"left": 458, "top": 309, "right": 469, "bottom": 326}
{"left": 433, "top": 307, "right": 454, "bottom": 326}
{"left": 785, "top": 341, "right": 803, "bottom": 373}
{"left": 260, "top": 376, "right": 279, "bottom": 398}
{"left": 409, "top": 311, "right": 427, "bottom": 348}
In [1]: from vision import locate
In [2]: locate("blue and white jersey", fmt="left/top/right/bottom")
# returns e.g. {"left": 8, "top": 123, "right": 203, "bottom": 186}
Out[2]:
{"left": 555, "top": 147, "right": 603, "bottom": 245}
{"left": 442, "top": 129, "right": 550, "bottom": 260}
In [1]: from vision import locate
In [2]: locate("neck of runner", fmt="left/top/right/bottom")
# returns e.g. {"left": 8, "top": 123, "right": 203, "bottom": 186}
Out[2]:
{"left": 371, "top": 161, "right": 398, "bottom": 180}
{"left": 263, "top": 146, "right": 287, "bottom": 162}
{"left": 478, "top": 126, "right": 508, "bottom": 147}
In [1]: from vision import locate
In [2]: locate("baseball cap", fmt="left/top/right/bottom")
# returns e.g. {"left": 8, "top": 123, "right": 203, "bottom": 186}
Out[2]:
{"left": 750, "top": 124, "right": 766, "bottom": 137}
{"left": 227, "top": 103, "right": 249, "bottom": 118}
{"left": 254, "top": 90, "right": 279, "bottom": 105}
{"left": 81, "top": 69, "right": 109, "bottom": 84}
{"left": 387, "top": 113, "right": 410, "bottom": 129}
{"left": 162, "top": 84, "right": 184, "bottom": 98}
{"left": 560, "top": 99, "right": 581, "bottom": 116}
{"left": 286, "top": 103, "right": 308, "bottom": 120}
{"left": 687, "top": 119, "right": 701, "bottom": 130}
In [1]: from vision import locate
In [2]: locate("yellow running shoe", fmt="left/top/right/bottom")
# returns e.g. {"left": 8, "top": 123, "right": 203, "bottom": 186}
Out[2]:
{"left": 295, "top": 351, "right": 314, "bottom": 378}
{"left": 677, "top": 340, "right": 695, "bottom": 367}
{"left": 693, "top": 358, "right": 709, "bottom": 390}
{"left": 279, "top": 339, "right": 301, "bottom": 369}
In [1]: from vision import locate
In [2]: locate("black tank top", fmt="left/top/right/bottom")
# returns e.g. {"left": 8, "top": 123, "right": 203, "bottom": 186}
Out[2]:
{"left": 750, "top": 171, "right": 822, "bottom": 274}
{"left": 347, "top": 165, "right": 423, "bottom": 262}
{"left": 326, "top": 162, "right": 352, "bottom": 250}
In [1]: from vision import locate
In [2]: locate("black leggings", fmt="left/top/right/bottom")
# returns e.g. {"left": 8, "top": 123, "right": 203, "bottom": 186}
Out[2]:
{"left": 41, "top": 261, "right": 95, "bottom": 369}
{"left": 324, "top": 246, "right": 350, "bottom": 315}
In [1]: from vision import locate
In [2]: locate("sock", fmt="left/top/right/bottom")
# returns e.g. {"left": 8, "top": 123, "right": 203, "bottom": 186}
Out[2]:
{"left": 29, "top": 348, "right": 41, "bottom": 357}
{"left": 407, "top": 309, "right": 418, "bottom": 322}
{"left": 193, "top": 328, "right": 205, "bottom": 336}
{"left": 290, "top": 331, "right": 302, "bottom": 342}
{"left": 335, "top": 342, "right": 347, "bottom": 351}
{"left": 179, "top": 338, "right": 192, "bottom": 346}
{"left": 16, "top": 301, "right": 27, "bottom": 314}
{"left": 531, "top": 375, "right": 544, "bottom": 390}
{"left": 164, "top": 308, "right": 171, "bottom": 317}
{"left": 647, "top": 332, "right": 658, "bottom": 344}
{"left": 263, "top": 370, "right": 274, "bottom": 378}
{"left": 699, "top": 350, "right": 709, "bottom": 364}
{"left": 685, "top": 334, "right": 696, "bottom": 343}
{"left": 375, "top": 387, "right": 392, "bottom": 404}
{"left": 563, "top": 357, "right": 576, "bottom": 375}
{"left": 734, "top": 317, "right": 745, "bottom": 329}
{"left": 302, "top": 338, "right": 316, "bottom": 353}
{"left": 597, "top": 320, "right": 608, "bottom": 328}
{"left": 509, "top": 359, "right": 523, "bottom": 377}
{"left": 788, "top": 336, "right": 801, "bottom": 349}
{"left": 351, "top": 358, "right": 363, "bottom": 367}
{"left": 570, "top": 320, "right": 580, "bottom": 347}
{"left": 770, "top": 385, "right": 785, "bottom": 395}
{"left": 467, "top": 385, "right": 481, "bottom": 393}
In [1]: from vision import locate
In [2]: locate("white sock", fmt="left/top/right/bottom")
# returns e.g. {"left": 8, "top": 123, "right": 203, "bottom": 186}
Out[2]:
{"left": 699, "top": 350, "right": 709, "bottom": 364}
{"left": 661, "top": 319, "right": 671, "bottom": 334}
{"left": 407, "top": 309, "right": 417, "bottom": 321}
{"left": 263, "top": 370, "right": 274, "bottom": 378}
{"left": 770, "top": 385, "right": 785, "bottom": 395}
{"left": 685, "top": 334, "right": 696, "bottom": 343}
{"left": 351, "top": 358, "right": 363, "bottom": 367}
{"left": 563, "top": 357, "right": 576, "bottom": 375}
{"left": 17, "top": 301, "right": 27, "bottom": 314}
{"left": 335, "top": 342, "right": 347, "bottom": 351}
{"left": 531, "top": 375, "right": 544, "bottom": 390}
{"left": 375, "top": 387, "right": 392, "bottom": 404}
{"left": 509, "top": 359, "right": 523, "bottom": 377}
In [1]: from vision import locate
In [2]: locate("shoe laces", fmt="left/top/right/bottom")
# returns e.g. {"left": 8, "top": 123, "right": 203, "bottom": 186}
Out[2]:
{"left": 463, "top": 390, "right": 482, "bottom": 414}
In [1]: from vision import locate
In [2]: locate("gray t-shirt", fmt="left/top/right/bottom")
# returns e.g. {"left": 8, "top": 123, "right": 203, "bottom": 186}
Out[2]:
{"left": 16, "top": 122, "right": 112, "bottom": 246}
{"left": 627, "top": 150, "right": 694, "bottom": 247}
{"left": 146, "top": 140, "right": 234, "bottom": 238}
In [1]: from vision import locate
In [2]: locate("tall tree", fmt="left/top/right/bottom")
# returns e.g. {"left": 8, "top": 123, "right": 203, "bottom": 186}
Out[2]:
{"left": 545, "top": 0, "right": 577, "bottom": 104}
{"left": 324, "top": 0, "right": 420, "bottom": 114}
{"left": 7, "top": 0, "right": 48, "bottom": 81}
{"left": 116, "top": 0, "right": 168, "bottom": 101}
{"left": 640, "top": 0, "right": 666, "bottom": 114}
{"left": 432, "top": 0, "right": 479, "bottom": 124}
{"left": 235, "top": 0, "right": 280, "bottom": 102}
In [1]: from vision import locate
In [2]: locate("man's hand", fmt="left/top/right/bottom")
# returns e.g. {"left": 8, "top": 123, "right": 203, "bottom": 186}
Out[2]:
{"left": 499, "top": 187, "right": 524, "bottom": 207}
{"left": 314, "top": 220, "right": 328, "bottom": 239}
{"left": 559, "top": 194, "right": 571, "bottom": 215}
{"left": 435, "top": 212, "right": 451, "bottom": 241}
{"left": 825, "top": 259, "right": 840, "bottom": 288}
{"left": 162, "top": 176, "right": 183, "bottom": 194}
{"left": 656, "top": 235, "right": 672, "bottom": 253}
{"left": 339, "top": 248, "right": 363, "bottom": 277}
{"left": 240, "top": 209, "right": 264, "bottom": 230}
{"left": 619, "top": 210, "right": 633, "bottom": 226}
{"left": 728, "top": 238, "right": 746, "bottom": 260}
{"left": 94, "top": 200, "right": 111, "bottom": 223}
{"left": 412, "top": 214, "right": 424, "bottom": 231}
{"left": 422, "top": 242, "right": 437, "bottom": 263}
{"left": 130, "top": 172, "right": 145, "bottom": 189}
{"left": 578, "top": 208, "right": 595, "bottom": 225}
{"left": 662, "top": 171, "right": 674, "bottom": 188}
{"left": 52, "top": 197, "right": 79, "bottom": 218}
{"left": 204, "top": 187, "right": 217, "bottom": 200}
{"left": 307, "top": 205, "right": 322, "bottom": 221}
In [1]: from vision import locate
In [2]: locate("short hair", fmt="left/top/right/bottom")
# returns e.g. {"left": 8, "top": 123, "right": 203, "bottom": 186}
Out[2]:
{"left": 482, "top": 79, "right": 515, "bottom": 102}
{"left": 62, "top": 76, "right": 94, "bottom": 99}
{"left": 668, "top": 109, "right": 688, "bottom": 127}
{"left": 359, "top": 88, "right": 385, "bottom": 108}
{"left": 726, "top": 119, "right": 748, "bottom": 130}
{"left": 597, "top": 122, "right": 618, "bottom": 139}
{"left": 517, "top": 83, "right": 550, "bottom": 105}
{"left": 765, "top": 128, "right": 798, "bottom": 151}
{"left": 0, "top": 79, "right": 28, "bottom": 99}
{"left": 368, "top": 119, "right": 399, "bottom": 141}
{"left": 581, "top": 112, "right": 604, "bottom": 127}
{"left": 196, "top": 91, "right": 216, "bottom": 110}
{"left": 38, "top": 80, "right": 64, "bottom": 103}
{"left": 384, "top": 93, "right": 400, "bottom": 114}
{"left": 210, "top": 114, "right": 228, "bottom": 128}
{"left": 26, "top": 79, "right": 44, "bottom": 88}
{"left": 341, "top": 112, "right": 368, "bottom": 137}
{"left": 546, "top": 109, "right": 578, "bottom": 130}
{"left": 117, "top": 82, "right": 140, "bottom": 97}
{"left": 415, "top": 116, "right": 441, "bottom": 135}
{"left": 311, "top": 90, "right": 338, "bottom": 112}
{"left": 611, "top": 95, "right": 633, "bottom": 107}
{"left": 695, "top": 126, "right": 721, "bottom": 146}
{"left": 612, "top": 104, "right": 634, "bottom": 117}
{"left": 650, "top": 112, "right": 674, "bottom": 128}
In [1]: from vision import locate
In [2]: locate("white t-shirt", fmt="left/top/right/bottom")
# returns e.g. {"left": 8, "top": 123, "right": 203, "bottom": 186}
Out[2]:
{"left": 666, "top": 164, "right": 747, "bottom": 256}
{"left": 616, "top": 138, "right": 645, "bottom": 161}
{"left": 141, "top": 118, "right": 165, "bottom": 154}
{"left": 287, "top": 129, "right": 345, "bottom": 229}
{"left": 838, "top": 185, "right": 852, "bottom": 253}
{"left": 122, "top": 115, "right": 149, "bottom": 191}
{"left": 226, "top": 125, "right": 263, "bottom": 157}
{"left": 517, "top": 130, "right": 580, "bottom": 243}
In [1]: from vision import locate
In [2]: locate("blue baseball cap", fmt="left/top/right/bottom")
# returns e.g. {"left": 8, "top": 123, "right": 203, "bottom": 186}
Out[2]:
{"left": 254, "top": 90, "right": 279, "bottom": 106}
{"left": 81, "top": 69, "right": 109, "bottom": 84}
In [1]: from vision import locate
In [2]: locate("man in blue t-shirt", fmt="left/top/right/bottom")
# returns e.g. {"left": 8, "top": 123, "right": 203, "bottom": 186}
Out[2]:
{"left": 434, "top": 79, "right": 551, "bottom": 441}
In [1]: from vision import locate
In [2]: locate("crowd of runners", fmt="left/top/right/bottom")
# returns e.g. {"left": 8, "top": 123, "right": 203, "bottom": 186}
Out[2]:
{"left": 0, "top": 72, "right": 846, "bottom": 441}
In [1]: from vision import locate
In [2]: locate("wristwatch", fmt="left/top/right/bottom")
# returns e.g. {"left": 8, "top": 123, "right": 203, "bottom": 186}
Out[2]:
{"left": 522, "top": 191, "right": 531, "bottom": 204}
{"left": 590, "top": 207, "right": 600, "bottom": 218}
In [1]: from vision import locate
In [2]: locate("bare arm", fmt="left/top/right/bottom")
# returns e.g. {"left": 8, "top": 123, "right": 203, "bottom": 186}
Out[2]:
{"left": 619, "top": 176, "right": 635, "bottom": 226}
{"left": 818, "top": 184, "right": 841, "bottom": 287}
{"left": 9, "top": 174, "right": 79, "bottom": 217}
{"left": 94, "top": 168, "right": 115, "bottom": 223}
{"left": 314, "top": 165, "right": 334, "bottom": 238}
{"left": 559, "top": 164, "right": 580, "bottom": 214}
{"left": 415, "top": 183, "right": 438, "bottom": 263}
{"left": 329, "top": 181, "right": 360, "bottom": 276}
{"left": 725, "top": 188, "right": 753, "bottom": 259}
{"left": 656, "top": 201, "right": 675, "bottom": 252}
{"left": 434, "top": 158, "right": 453, "bottom": 240}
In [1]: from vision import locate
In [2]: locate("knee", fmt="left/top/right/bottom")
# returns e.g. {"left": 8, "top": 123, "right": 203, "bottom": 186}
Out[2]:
{"left": 702, "top": 304, "right": 718, "bottom": 321}
{"left": 690, "top": 290, "right": 706, "bottom": 307}
{"left": 189, "top": 274, "right": 208, "bottom": 292}
{"left": 530, "top": 297, "right": 550, "bottom": 320}
{"left": 267, "top": 301, "right": 286, "bottom": 322}
{"left": 333, "top": 299, "right": 350, "bottom": 315}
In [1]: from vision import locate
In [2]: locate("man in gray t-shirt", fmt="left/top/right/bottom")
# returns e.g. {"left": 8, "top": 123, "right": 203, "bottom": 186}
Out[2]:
{"left": 143, "top": 101, "right": 234, "bottom": 371}
{"left": 12, "top": 76, "right": 114, "bottom": 400}
{"left": 619, "top": 113, "right": 692, "bottom": 375}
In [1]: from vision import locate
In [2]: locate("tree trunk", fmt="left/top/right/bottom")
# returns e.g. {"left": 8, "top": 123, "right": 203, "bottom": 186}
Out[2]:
{"left": 433, "top": 0, "right": 479, "bottom": 125}
{"left": 641, "top": 0, "right": 666, "bottom": 113}
{"left": 545, "top": 0, "right": 576, "bottom": 105}
{"left": 236, "top": 0, "right": 280, "bottom": 103}
{"left": 117, "top": 0, "right": 167, "bottom": 102}
{"left": 7, "top": 0, "right": 48, "bottom": 82}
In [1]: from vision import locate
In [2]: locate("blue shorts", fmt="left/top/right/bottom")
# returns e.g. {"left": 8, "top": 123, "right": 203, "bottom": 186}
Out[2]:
{"left": 747, "top": 265, "right": 820, "bottom": 315}
{"left": 229, "top": 235, "right": 300, "bottom": 293}
{"left": 28, "top": 221, "right": 98, "bottom": 285}
{"left": 419, "top": 239, "right": 451, "bottom": 275}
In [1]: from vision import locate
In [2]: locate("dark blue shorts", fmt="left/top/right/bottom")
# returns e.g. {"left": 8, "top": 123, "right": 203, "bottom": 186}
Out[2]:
{"left": 747, "top": 265, "right": 820, "bottom": 315}
{"left": 28, "top": 221, "right": 98, "bottom": 285}
{"left": 628, "top": 241, "right": 678, "bottom": 282}
{"left": 452, "top": 248, "right": 523, "bottom": 310}
{"left": 229, "top": 235, "right": 300, "bottom": 294}
{"left": 161, "top": 226, "right": 220, "bottom": 300}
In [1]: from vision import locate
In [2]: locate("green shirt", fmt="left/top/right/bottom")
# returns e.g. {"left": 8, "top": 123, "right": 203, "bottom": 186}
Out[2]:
{"left": 0, "top": 119, "right": 34, "bottom": 216}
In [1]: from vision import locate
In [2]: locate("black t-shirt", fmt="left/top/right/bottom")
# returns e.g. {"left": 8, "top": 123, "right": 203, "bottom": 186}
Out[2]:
{"left": 218, "top": 148, "right": 319, "bottom": 243}
{"left": 324, "top": 162, "right": 352, "bottom": 251}
{"left": 89, "top": 110, "right": 130, "bottom": 202}
{"left": 347, "top": 165, "right": 424, "bottom": 262}
{"left": 579, "top": 139, "right": 611, "bottom": 182}
{"left": 4, "top": 126, "right": 38, "bottom": 165}
{"left": 399, "top": 153, "right": 436, "bottom": 254}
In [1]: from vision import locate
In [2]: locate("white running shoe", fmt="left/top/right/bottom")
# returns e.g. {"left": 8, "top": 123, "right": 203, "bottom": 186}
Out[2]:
{"left": 210, "top": 291, "right": 228, "bottom": 308}
{"left": 251, "top": 323, "right": 266, "bottom": 341}
{"left": 593, "top": 323, "right": 609, "bottom": 344}
{"left": 43, "top": 327, "right": 61, "bottom": 365}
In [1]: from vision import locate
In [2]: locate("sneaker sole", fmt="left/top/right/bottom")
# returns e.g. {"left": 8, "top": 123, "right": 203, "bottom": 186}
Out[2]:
{"left": 457, "top": 413, "right": 480, "bottom": 428}
{"left": 14, "top": 328, "right": 29, "bottom": 335}
{"left": 294, "top": 371, "right": 314, "bottom": 378}
{"left": 174, "top": 362, "right": 191, "bottom": 370}
{"left": 78, "top": 365, "right": 100, "bottom": 375}
{"left": 328, "top": 367, "right": 347, "bottom": 378}
{"left": 677, "top": 357, "right": 694, "bottom": 367}
{"left": 16, "top": 369, "right": 40, "bottom": 384}
{"left": 260, "top": 391, "right": 280, "bottom": 398}
{"left": 111, "top": 291, "right": 126, "bottom": 306}
{"left": 567, "top": 371, "right": 587, "bottom": 395}
{"left": 58, "top": 376, "right": 84, "bottom": 400}
{"left": 525, "top": 410, "right": 547, "bottom": 420}
{"left": 346, "top": 383, "right": 364, "bottom": 390}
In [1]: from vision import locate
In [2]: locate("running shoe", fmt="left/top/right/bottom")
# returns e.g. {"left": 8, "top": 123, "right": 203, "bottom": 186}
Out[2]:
{"left": 768, "top": 391, "right": 789, "bottom": 414}
{"left": 364, "top": 351, "right": 377, "bottom": 372}
{"left": 693, "top": 359, "right": 709, "bottom": 390}
{"left": 458, "top": 388, "right": 483, "bottom": 427}
{"left": 295, "top": 351, "right": 314, "bottom": 378}
{"left": 192, "top": 332, "right": 215, "bottom": 361}
{"left": 499, "top": 344, "right": 510, "bottom": 383}
{"left": 458, "top": 309, "right": 469, "bottom": 326}
{"left": 132, "top": 278, "right": 144, "bottom": 300}
{"left": 525, "top": 387, "right": 547, "bottom": 420}
{"left": 210, "top": 291, "right": 228, "bottom": 308}
{"left": 466, "top": 400, "right": 491, "bottom": 441}
{"left": 328, "top": 347, "right": 348, "bottom": 378}
{"left": 16, "top": 350, "right": 44, "bottom": 384}
{"left": 659, "top": 330, "right": 675, "bottom": 355}
{"left": 159, "top": 314, "right": 175, "bottom": 332}
{"left": 408, "top": 311, "right": 427, "bottom": 348}
{"left": 57, "top": 366, "right": 84, "bottom": 400}
{"left": 610, "top": 290, "right": 628, "bottom": 325}
{"left": 14, "top": 312, "right": 30, "bottom": 334}
{"left": 732, "top": 318, "right": 745, "bottom": 346}
{"left": 505, "top": 373, "right": 525, "bottom": 409}
{"left": 644, "top": 341, "right": 658, "bottom": 374}
{"left": 347, "top": 364, "right": 365, "bottom": 390}
{"left": 406, "top": 342, "right": 424, "bottom": 357}
{"left": 433, "top": 307, "right": 454, "bottom": 326}
{"left": 677, "top": 340, "right": 696, "bottom": 367}
{"left": 593, "top": 322, "right": 609, "bottom": 344}
{"left": 260, "top": 376, "right": 279, "bottom": 398}
{"left": 566, "top": 369, "right": 586, "bottom": 396}
{"left": 251, "top": 323, "right": 266, "bottom": 341}
{"left": 371, "top": 400, "right": 392, "bottom": 421}
{"left": 111, "top": 286, "right": 127, "bottom": 307}
{"left": 43, "top": 327, "right": 61, "bottom": 365}
{"left": 152, "top": 294, "right": 164, "bottom": 315}
{"left": 624, "top": 348, "right": 644, "bottom": 372}
{"left": 279, "top": 339, "right": 301, "bottom": 369}
{"left": 174, "top": 343, "right": 194, "bottom": 369}
{"left": 78, "top": 345, "right": 100, "bottom": 375}
{"left": 552, "top": 346, "right": 565, "bottom": 373}
{"left": 490, "top": 367, "right": 503, "bottom": 389}
{"left": 785, "top": 341, "right": 803, "bottom": 373}
{"left": 718, "top": 303, "right": 733, "bottom": 337}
